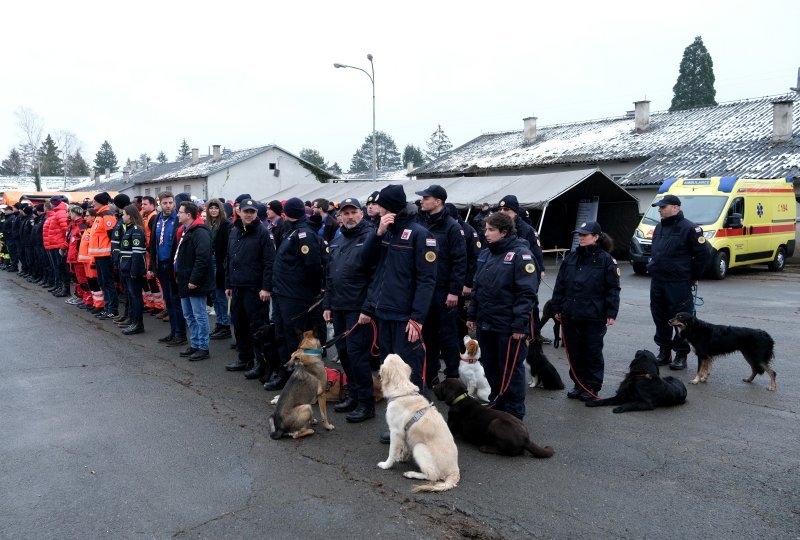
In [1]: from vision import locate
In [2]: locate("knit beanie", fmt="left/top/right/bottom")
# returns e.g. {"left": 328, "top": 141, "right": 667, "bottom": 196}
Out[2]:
{"left": 93, "top": 192, "right": 111, "bottom": 205}
{"left": 283, "top": 197, "right": 306, "bottom": 219}
{"left": 257, "top": 204, "right": 268, "bottom": 221}
{"left": 268, "top": 200, "right": 283, "bottom": 215}
{"left": 113, "top": 193, "right": 131, "bottom": 209}
{"left": 375, "top": 184, "right": 406, "bottom": 214}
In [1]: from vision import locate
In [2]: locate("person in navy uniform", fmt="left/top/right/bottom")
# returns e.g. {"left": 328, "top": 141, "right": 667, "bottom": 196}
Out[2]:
{"left": 415, "top": 185, "right": 466, "bottom": 386}
{"left": 647, "top": 195, "right": 710, "bottom": 370}
{"left": 323, "top": 197, "right": 379, "bottom": 423}
{"left": 364, "top": 191, "right": 381, "bottom": 227}
{"left": 550, "top": 221, "right": 621, "bottom": 400}
{"left": 446, "top": 203, "right": 481, "bottom": 351}
{"left": 467, "top": 212, "right": 538, "bottom": 419}
{"left": 264, "top": 197, "right": 326, "bottom": 391}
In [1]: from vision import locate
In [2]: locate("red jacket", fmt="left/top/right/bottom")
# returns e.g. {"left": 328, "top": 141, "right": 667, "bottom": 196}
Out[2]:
{"left": 43, "top": 202, "right": 69, "bottom": 250}
{"left": 66, "top": 222, "right": 86, "bottom": 264}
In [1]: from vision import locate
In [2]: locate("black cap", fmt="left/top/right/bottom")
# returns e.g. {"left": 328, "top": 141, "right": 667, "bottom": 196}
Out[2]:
{"left": 234, "top": 193, "right": 252, "bottom": 205}
{"left": 415, "top": 184, "right": 447, "bottom": 201}
{"left": 573, "top": 221, "right": 602, "bottom": 235}
{"left": 239, "top": 199, "right": 258, "bottom": 211}
{"left": 267, "top": 200, "right": 283, "bottom": 214}
{"left": 93, "top": 192, "right": 111, "bottom": 205}
{"left": 366, "top": 191, "right": 379, "bottom": 204}
{"left": 496, "top": 194, "right": 521, "bottom": 215}
{"left": 375, "top": 185, "right": 407, "bottom": 214}
{"left": 339, "top": 197, "right": 361, "bottom": 210}
{"left": 652, "top": 194, "right": 681, "bottom": 207}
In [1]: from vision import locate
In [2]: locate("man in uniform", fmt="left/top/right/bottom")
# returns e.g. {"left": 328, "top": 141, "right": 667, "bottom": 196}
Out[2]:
{"left": 415, "top": 185, "right": 466, "bottom": 386}
{"left": 365, "top": 191, "right": 381, "bottom": 227}
{"left": 647, "top": 195, "right": 710, "bottom": 370}
{"left": 446, "top": 202, "right": 481, "bottom": 349}
{"left": 264, "top": 197, "right": 325, "bottom": 391}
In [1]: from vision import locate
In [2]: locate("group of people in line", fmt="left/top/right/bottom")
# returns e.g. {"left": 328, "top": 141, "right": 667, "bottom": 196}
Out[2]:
{"left": 0, "top": 184, "right": 708, "bottom": 436}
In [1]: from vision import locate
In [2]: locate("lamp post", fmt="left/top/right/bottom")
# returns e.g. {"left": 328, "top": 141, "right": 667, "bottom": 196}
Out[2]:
{"left": 334, "top": 54, "right": 377, "bottom": 182}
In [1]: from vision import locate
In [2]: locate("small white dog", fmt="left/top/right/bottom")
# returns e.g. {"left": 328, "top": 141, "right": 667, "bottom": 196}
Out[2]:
{"left": 378, "top": 354, "right": 460, "bottom": 492}
{"left": 459, "top": 336, "right": 491, "bottom": 402}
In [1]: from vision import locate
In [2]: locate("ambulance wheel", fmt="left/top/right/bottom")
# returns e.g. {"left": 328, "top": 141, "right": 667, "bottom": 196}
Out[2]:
{"left": 768, "top": 247, "right": 786, "bottom": 272}
{"left": 632, "top": 262, "right": 648, "bottom": 275}
{"left": 710, "top": 251, "right": 728, "bottom": 280}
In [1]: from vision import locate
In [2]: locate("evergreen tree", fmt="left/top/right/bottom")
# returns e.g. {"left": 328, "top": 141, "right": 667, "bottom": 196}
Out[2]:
{"left": 94, "top": 140, "right": 119, "bottom": 173}
{"left": 68, "top": 150, "right": 90, "bottom": 176}
{"left": 177, "top": 139, "right": 191, "bottom": 161}
{"left": 349, "top": 131, "right": 402, "bottom": 173}
{"left": 329, "top": 162, "right": 342, "bottom": 175}
{"left": 0, "top": 148, "right": 24, "bottom": 175}
{"left": 670, "top": 36, "right": 717, "bottom": 111}
{"left": 138, "top": 153, "right": 151, "bottom": 169}
{"left": 299, "top": 148, "right": 328, "bottom": 169}
{"left": 38, "top": 134, "right": 63, "bottom": 176}
{"left": 157, "top": 151, "right": 168, "bottom": 164}
{"left": 402, "top": 144, "right": 426, "bottom": 168}
{"left": 425, "top": 124, "right": 453, "bottom": 161}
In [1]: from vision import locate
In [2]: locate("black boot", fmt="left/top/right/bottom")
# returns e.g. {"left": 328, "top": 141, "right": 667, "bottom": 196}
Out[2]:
{"left": 669, "top": 352, "right": 688, "bottom": 371}
{"left": 333, "top": 397, "right": 358, "bottom": 413}
{"left": 567, "top": 385, "right": 584, "bottom": 399}
{"left": 210, "top": 324, "right": 232, "bottom": 340}
{"left": 122, "top": 320, "right": 144, "bottom": 335}
{"left": 263, "top": 372, "right": 289, "bottom": 391}
{"left": 225, "top": 358, "right": 250, "bottom": 371}
{"left": 656, "top": 348, "right": 672, "bottom": 366}
{"left": 244, "top": 358, "right": 266, "bottom": 379}
{"left": 346, "top": 403, "right": 375, "bottom": 423}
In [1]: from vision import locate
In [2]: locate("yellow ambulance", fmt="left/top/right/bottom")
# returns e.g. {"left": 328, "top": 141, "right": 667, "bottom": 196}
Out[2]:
{"left": 629, "top": 177, "right": 797, "bottom": 279}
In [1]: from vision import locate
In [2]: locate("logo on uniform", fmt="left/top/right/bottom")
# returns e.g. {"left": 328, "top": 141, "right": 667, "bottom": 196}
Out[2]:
{"left": 424, "top": 251, "right": 436, "bottom": 262}
{"left": 504, "top": 252, "right": 515, "bottom": 262}
{"left": 106, "top": 220, "right": 113, "bottom": 227}
{"left": 476, "top": 241, "right": 482, "bottom": 248}
{"left": 460, "top": 229, "right": 464, "bottom": 236}
{"left": 426, "top": 238, "right": 436, "bottom": 247}
{"left": 522, "top": 253, "right": 532, "bottom": 260}
{"left": 133, "top": 239, "right": 141, "bottom": 246}
{"left": 401, "top": 229, "right": 412, "bottom": 240}
{"left": 698, "top": 236, "right": 706, "bottom": 244}
{"left": 581, "top": 222, "right": 586, "bottom": 227}
{"left": 524, "top": 263, "right": 535, "bottom": 274}
{"left": 298, "top": 231, "right": 307, "bottom": 238}
{"left": 615, "top": 267, "right": 621, "bottom": 277}
{"left": 301, "top": 245, "right": 310, "bottom": 254}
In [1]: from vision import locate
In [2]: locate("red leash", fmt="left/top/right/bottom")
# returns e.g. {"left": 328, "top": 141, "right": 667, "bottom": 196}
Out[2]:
{"left": 407, "top": 320, "right": 427, "bottom": 388}
{"left": 485, "top": 336, "right": 523, "bottom": 408}
{"left": 560, "top": 321, "right": 600, "bottom": 400}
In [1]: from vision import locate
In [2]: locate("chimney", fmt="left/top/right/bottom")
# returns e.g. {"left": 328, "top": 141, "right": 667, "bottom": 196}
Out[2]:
{"left": 212, "top": 144, "right": 221, "bottom": 161}
{"left": 191, "top": 148, "right": 199, "bottom": 165}
{"left": 406, "top": 161, "right": 414, "bottom": 174}
{"left": 634, "top": 100, "right": 650, "bottom": 132}
{"left": 523, "top": 116, "right": 537, "bottom": 143}
{"left": 123, "top": 167, "right": 130, "bottom": 182}
{"left": 772, "top": 99, "right": 794, "bottom": 143}
{"left": 105, "top": 167, "right": 110, "bottom": 179}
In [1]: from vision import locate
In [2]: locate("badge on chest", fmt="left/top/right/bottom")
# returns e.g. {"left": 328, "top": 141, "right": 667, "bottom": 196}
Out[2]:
{"left": 503, "top": 252, "right": 515, "bottom": 264}
{"left": 400, "top": 229, "right": 412, "bottom": 241}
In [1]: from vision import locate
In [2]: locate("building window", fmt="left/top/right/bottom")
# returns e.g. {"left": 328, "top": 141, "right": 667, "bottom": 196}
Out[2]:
{"left": 184, "top": 184, "right": 191, "bottom": 194}
{"left": 145, "top": 188, "right": 150, "bottom": 196}
{"left": 269, "top": 163, "right": 277, "bottom": 170}
{"left": 166, "top": 185, "right": 172, "bottom": 193}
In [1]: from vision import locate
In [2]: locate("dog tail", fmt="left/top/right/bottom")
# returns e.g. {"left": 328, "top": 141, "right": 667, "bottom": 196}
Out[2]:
{"left": 411, "top": 471, "right": 460, "bottom": 493}
{"left": 268, "top": 415, "right": 284, "bottom": 440}
{"left": 524, "top": 441, "right": 555, "bottom": 458}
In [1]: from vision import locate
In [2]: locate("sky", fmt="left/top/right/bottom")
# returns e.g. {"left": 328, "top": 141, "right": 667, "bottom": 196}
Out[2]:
{"left": 2, "top": 0, "right": 799, "bottom": 174}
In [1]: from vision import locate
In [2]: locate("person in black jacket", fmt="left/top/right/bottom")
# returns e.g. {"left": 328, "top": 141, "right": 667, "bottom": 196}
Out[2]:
{"left": 264, "top": 197, "right": 326, "bottom": 391}
{"left": 175, "top": 201, "right": 213, "bottom": 361}
{"left": 323, "top": 198, "right": 379, "bottom": 423}
{"left": 550, "top": 222, "right": 621, "bottom": 401}
{"left": 416, "top": 185, "right": 467, "bottom": 385}
{"left": 467, "top": 212, "right": 538, "bottom": 419}
{"left": 206, "top": 199, "right": 232, "bottom": 340}
{"left": 32, "top": 205, "right": 49, "bottom": 284}
{"left": 19, "top": 205, "right": 35, "bottom": 278}
{"left": 312, "top": 198, "right": 338, "bottom": 243}
{"left": 118, "top": 204, "right": 149, "bottom": 335}
{"left": 0, "top": 205, "right": 14, "bottom": 270}
{"left": 365, "top": 191, "right": 380, "bottom": 227}
{"left": 446, "top": 203, "right": 481, "bottom": 352}
{"left": 647, "top": 195, "right": 710, "bottom": 370}
{"left": 266, "top": 200, "right": 286, "bottom": 249}
{"left": 224, "top": 198, "right": 275, "bottom": 377}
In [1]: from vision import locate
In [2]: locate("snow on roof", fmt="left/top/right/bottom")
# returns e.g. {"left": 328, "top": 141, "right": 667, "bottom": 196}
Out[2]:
{"left": 414, "top": 93, "right": 800, "bottom": 185}
{"left": 0, "top": 176, "right": 90, "bottom": 192}
{"left": 335, "top": 168, "right": 411, "bottom": 182}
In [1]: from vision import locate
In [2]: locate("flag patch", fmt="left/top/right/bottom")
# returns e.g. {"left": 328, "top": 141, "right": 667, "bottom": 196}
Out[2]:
{"left": 426, "top": 238, "right": 437, "bottom": 246}
{"left": 298, "top": 232, "right": 307, "bottom": 238}
{"left": 522, "top": 254, "right": 532, "bottom": 260}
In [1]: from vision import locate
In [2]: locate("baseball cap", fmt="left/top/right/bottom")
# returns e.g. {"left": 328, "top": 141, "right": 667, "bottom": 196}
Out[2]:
{"left": 339, "top": 197, "right": 362, "bottom": 210}
{"left": 239, "top": 198, "right": 258, "bottom": 211}
{"left": 415, "top": 184, "right": 447, "bottom": 201}
{"left": 573, "top": 221, "right": 602, "bottom": 235}
{"left": 652, "top": 195, "right": 682, "bottom": 207}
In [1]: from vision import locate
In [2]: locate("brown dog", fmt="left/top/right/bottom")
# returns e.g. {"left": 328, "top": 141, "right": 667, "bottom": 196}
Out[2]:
{"left": 268, "top": 331, "right": 334, "bottom": 439}
{"left": 434, "top": 378, "right": 554, "bottom": 458}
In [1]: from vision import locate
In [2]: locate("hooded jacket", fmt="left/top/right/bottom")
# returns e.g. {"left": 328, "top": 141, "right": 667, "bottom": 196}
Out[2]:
{"left": 174, "top": 217, "right": 213, "bottom": 297}
{"left": 43, "top": 202, "right": 69, "bottom": 250}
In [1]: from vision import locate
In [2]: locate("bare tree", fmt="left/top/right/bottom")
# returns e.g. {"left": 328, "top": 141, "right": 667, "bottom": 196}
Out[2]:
{"left": 55, "top": 129, "right": 79, "bottom": 188}
{"left": 15, "top": 106, "right": 45, "bottom": 191}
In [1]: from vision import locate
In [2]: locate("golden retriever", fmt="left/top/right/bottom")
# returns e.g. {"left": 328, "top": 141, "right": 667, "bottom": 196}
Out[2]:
{"left": 378, "top": 354, "right": 460, "bottom": 492}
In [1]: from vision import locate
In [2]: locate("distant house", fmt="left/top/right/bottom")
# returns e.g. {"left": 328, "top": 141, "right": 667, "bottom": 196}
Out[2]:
{"left": 414, "top": 93, "right": 800, "bottom": 213}
{"left": 334, "top": 167, "right": 413, "bottom": 183}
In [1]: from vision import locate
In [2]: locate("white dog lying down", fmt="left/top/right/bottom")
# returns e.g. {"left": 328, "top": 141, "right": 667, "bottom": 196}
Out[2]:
{"left": 378, "top": 354, "right": 460, "bottom": 492}
{"left": 459, "top": 336, "right": 491, "bottom": 401}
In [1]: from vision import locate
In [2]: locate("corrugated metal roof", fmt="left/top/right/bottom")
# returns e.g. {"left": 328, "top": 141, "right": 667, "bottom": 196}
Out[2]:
{"left": 414, "top": 93, "right": 800, "bottom": 186}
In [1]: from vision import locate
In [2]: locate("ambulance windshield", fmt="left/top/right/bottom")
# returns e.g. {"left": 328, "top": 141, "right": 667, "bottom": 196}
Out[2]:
{"left": 643, "top": 195, "right": 728, "bottom": 226}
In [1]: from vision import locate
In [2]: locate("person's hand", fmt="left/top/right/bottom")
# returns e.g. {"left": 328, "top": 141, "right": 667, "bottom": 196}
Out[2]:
{"left": 377, "top": 213, "right": 395, "bottom": 236}
{"left": 511, "top": 332, "right": 526, "bottom": 341}
{"left": 462, "top": 286, "right": 472, "bottom": 296}
{"left": 146, "top": 271, "right": 154, "bottom": 278}
{"left": 445, "top": 294, "right": 458, "bottom": 309}
{"left": 540, "top": 271, "right": 545, "bottom": 280}
{"left": 323, "top": 309, "right": 331, "bottom": 322}
{"left": 259, "top": 290, "right": 271, "bottom": 302}
{"left": 554, "top": 313, "right": 561, "bottom": 322}
{"left": 358, "top": 313, "right": 372, "bottom": 325}
{"left": 607, "top": 318, "right": 615, "bottom": 326}
{"left": 466, "top": 320, "right": 475, "bottom": 331}
{"left": 225, "top": 289, "right": 232, "bottom": 298}
{"left": 188, "top": 283, "right": 197, "bottom": 289}
{"left": 406, "top": 321, "right": 422, "bottom": 342}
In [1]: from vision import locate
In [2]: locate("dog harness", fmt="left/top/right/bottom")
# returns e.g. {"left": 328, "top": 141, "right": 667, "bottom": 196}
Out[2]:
{"left": 302, "top": 349, "right": 323, "bottom": 355}
{"left": 404, "top": 402, "right": 435, "bottom": 432}
{"left": 460, "top": 358, "right": 480, "bottom": 364}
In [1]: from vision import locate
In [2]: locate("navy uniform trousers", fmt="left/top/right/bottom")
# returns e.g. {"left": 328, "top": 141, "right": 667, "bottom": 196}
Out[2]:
{"left": 231, "top": 287, "right": 270, "bottom": 364}
{"left": 378, "top": 318, "right": 426, "bottom": 392}
{"left": 650, "top": 280, "right": 693, "bottom": 354}
{"left": 476, "top": 329, "right": 528, "bottom": 419}
{"left": 562, "top": 318, "right": 607, "bottom": 392}
{"left": 272, "top": 294, "right": 316, "bottom": 379}
{"left": 423, "top": 290, "right": 461, "bottom": 384}
{"left": 332, "top": 310, "right": 375, "bottom": 406}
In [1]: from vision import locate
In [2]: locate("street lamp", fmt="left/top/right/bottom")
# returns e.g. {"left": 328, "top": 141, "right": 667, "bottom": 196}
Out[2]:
{"left": 334, "top": 54, "right": 377, "bottom": 182}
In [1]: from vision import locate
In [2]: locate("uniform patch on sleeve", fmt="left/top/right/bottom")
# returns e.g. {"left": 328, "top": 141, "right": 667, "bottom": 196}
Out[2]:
{"left": 476, "top": 241, "right": 482, "bottom": 248}
{"left": 522, "top": 253, "right": 532, "bottom": 260}
{"left": 504, "top": 252, "right": 515, "bottom": 262}
{"left": 424, "top": 251, "right": 436, "bottom": 262}
{"left": 426, "top": 238, "right": 437, "bottom": 247}
{"left": 473, "top": 231, "right": 478, "bottom": 238}
{"left": 298, "top": 231, "right": 307, "bottom": 238}
{"left": 301, "top": 245, "right": 310, "bottom": 254}
{"left": 106, "top": 220, "right": 113, "bottom": 227}
{"left": 695, "top": 226, "right": 702, "bottom": 233}
{"left": 401, "top": 229, "right": 412, "bottom": 240}
{"left": 698, "top": 236, "right": 706, "bottom": 244}
{"left": 524, "top": 263, "right": 535, "bottom": 274}
{"left": 133, "top": 239, "right": 141, "bottom": 246}
{"left": 615, "top": 267, "right": 621, "bottom": 277}
{"left": 460, "top": 229, "right": 465, "bottom": 236}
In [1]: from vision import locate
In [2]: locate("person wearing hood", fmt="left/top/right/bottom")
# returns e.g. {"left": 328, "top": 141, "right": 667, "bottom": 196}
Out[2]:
{"left": 466, "top": 212, "right": 538, "bottom": 420}
{"left": 550, "top": 221, "right": 621, "bottom": 401}
{"left": 174, "top": 201, "right": 213, "bottom": 361}
{"left": 263, "top": 197, "right": 325, "bottom": 391}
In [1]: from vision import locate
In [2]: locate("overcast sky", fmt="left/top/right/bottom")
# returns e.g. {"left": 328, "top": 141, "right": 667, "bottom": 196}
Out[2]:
{"left": 2, "top": 0, "right": 798, "bottom": 174}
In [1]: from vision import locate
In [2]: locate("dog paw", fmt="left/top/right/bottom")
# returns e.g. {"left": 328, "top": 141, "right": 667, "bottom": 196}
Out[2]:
{"left": 612, "top": 406, "right": 625, "bottom": 413}
{"left": 741, "top": 377, "right": 752, "bottom": 384}
{"left": 377, "top": 461, "right": 392, "bottom": 469}
{"left": 323, "top": 423, "right": 335, "bottom": 431}
{"left": 310, "top": 418, "right": 318, "bottom": 425}
{"left": 767, "top": 386, "right": 776, "bottom": 392}
{"left": 269, "top": 395, "right": 279, "bottom": 405}
{"left": 689, "top": 378, "right": 700, "bottom": 385}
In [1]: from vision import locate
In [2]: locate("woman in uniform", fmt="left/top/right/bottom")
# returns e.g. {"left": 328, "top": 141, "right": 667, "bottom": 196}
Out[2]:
{"left": 550, "top": 221, "right": 621, "bottom": 401}
{"left": 118, "top": 204, "right": 148, "bottom": 335}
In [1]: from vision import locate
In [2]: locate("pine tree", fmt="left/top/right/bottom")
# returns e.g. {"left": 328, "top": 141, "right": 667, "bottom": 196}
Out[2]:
{"left": 138, "top": 153, "right": 151, "bottom": 169}
{"left": 0, "top": 148, "right": 24, "bottom": 175}
{"left": 177, "top": 139, "right": 191, "bottom": 161}
{"left": 670, "top": 36, "right": 717, "bottom": 111}
{"left": 349, "top": 131, "right": 402, "bottom": 173}
{"left": 329, "top": 162, "right": 342, "bottom": 175}
{"left": 425, "top": 124, "right": 453, "bottom": 160}
{"left": 68, "top": 150, "right": 90, "bottom": 176}
{"left": 94, "top": 140, "right": 119, "bottom": 173}
{"left": 157, "top": 151, "right": 168, "bottom": 164}
{"left": 402, "top": 144, "right": 425, "bottom": 168}
{"left": 299, "top": 148, "right": 328, "bottom": 169}
{"left": 38, "top": 134, "right": 63, "bottom": 176}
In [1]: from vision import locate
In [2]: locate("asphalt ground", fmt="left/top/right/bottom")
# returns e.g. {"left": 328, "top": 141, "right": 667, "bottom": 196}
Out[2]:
{"left": 1, "top": 261, "right": 799, "bottom": 540}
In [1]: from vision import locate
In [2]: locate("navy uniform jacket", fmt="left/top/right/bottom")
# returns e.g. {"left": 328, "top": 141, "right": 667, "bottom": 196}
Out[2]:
{"left": 119, "top": 226, "right": 147, "bottom": 278}
{"left": 225, "top": 218, "right": 275, "bottom": 292}
{"left": 647, "top": 211, "right": 709, "bottom": 282}
{"left": 514, "top": 216, "right": 544, "bottom": 277}
{"left": 418, "top": 209, "right": 466, "bottom": 296}
{"left": 323, "top": 219, "right": 378, "bottom": 312}
{"left": 272, "top": 216, "right": 325, "bottom": 302}
{"left": 363, "top": 206, "right": 437, "bottom": 324}
{"left": 459, "top": 218, "right": 481, "bottom": 288}
{"left": 467, "top": 235, "right": 538, "bottom": 334}
{"left": 21, "top": 215, "right": 36, "bottom": 247}
{"left": 110, "top": 217, "right": 126, "bottom": 267}
{"left": 550, "top": 244, "right": 620, "bottom": 321}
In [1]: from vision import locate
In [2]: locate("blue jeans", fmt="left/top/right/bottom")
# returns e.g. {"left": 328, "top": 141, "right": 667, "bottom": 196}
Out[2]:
{"left": 181, "top": 295, "right": 210, "bottom": 351}
{"left": 212, "top": 288, "right": 230, "bottom": 325}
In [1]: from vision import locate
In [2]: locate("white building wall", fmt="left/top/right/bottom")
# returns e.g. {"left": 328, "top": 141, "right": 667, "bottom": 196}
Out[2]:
{"left": 134, "top": 179, "right": 206, "bottom": 199}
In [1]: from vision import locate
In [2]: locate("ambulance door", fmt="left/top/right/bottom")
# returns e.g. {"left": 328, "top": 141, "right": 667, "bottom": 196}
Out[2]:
{"left": 724, "top": 196, "right": 748, "bottom": 264}
{"left": 742, "top": 194, "right": 772, "bottom": 262}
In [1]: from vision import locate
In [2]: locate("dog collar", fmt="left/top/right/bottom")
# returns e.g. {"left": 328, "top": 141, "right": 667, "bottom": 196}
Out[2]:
{"left": 451, "top": 393, "right": 469, "bottom": 405}
{"left": 404, "top": 402, "right": 434, "bottom": 432}
{"left": 388, "top": 391, "right": 420, "bottom": 402}
{"left": 460, "top": 358, "right": 480, "bottom": 364}
{"left": 302, "top": 349, "right": 323, "bottom": 356}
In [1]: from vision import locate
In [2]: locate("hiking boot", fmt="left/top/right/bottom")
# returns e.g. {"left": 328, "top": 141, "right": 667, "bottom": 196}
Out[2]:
{"left": 334, "top": 397, "right": 358, "bottom": 413}
{"left": 210, "top": 325, "right": 232, "bottom": 340}
{"left": 346, "top": 404, "right": 375, "bottom": 423}
{"left": 225, "top": 359, "right": 250, "bottom": 371}
{"left": 179, "top": 347, "right": 198, "bottom": 357}
{"left": 567, "top": 386, "right": 585, "bottom": 399}
{"left": 166, "top": 336, "right": 187, "bottom": 347}
{"left": 669, "top": 353, "right": 688, "bottom": 371}
{"left": 656, "top": 348, "right": 672, "bottom": 366}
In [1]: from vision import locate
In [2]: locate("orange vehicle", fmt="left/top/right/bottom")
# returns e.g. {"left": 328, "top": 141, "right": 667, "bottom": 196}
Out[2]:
{"left": 0, "top": 190, "right": 118, "bottom": 207}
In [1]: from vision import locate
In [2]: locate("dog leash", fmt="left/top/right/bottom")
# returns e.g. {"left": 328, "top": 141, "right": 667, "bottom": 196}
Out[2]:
{"left": 691, "top": 284, "right": 704, "bottom": 316}
{"left": 484, "top": 337, "right": 524, "bottom": 408}
{"left": 560, "top": 323, "right": 600, "bottom": 401}
{"left": 322, "top": 319, "right": 381, "bottom": 357}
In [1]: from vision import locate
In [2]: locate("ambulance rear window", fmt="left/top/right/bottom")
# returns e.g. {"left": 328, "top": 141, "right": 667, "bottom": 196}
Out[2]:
{"left": 644, "top": 196, "right": 727, "bottom": 226}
